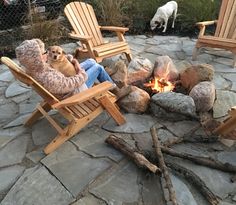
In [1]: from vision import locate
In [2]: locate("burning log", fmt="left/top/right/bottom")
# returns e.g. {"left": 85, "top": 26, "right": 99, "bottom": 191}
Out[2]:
{"left": 150, "top": 127, "right": 178, "bottom": 205}
{"left": 143, "top": 77, "right": 175, "bottom": 93}
{"left": 105, "top": 135, "right": 161, "bottom": 174}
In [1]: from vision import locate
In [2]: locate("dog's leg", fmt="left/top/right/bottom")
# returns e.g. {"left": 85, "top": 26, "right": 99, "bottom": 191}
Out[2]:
{"left": 172, "top": 8, "right": 177, "bottom": 28}
{"left": 163, "top": 18, "right": 168, "bottom": 32}
{"left": 158, "top": 22, "right": 163, "bottom": 28}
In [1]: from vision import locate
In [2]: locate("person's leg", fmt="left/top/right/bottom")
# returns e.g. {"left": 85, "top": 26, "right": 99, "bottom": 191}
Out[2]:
{"left": 80, "top": 58, "right": 97, "bottom": 71}
{"left": 95, "top": 63, "right": 114, "bottom": 83}
{"left": 82, "top": 59, "right": 114, "bottom": 87}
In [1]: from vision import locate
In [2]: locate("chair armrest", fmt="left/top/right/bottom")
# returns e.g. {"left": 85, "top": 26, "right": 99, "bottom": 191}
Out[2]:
{"left": 52, "top": 81, "right": 114, "bottom": 109}
{"left": 196, "top": 20, "right": 217, "bottom": 37}
{"left": 100, "top": 26, "right": 129, "bottom": 33}
{"left": 196, "top": 20, "right": 217, "bottom": 27}
{"left": 69, "top": 33, "right": 93, "bottom": 41}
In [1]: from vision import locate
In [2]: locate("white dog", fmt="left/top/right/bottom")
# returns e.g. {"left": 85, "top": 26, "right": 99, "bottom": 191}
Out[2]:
{"left": 150, "top": 1, "right": 178, "bottom": 32}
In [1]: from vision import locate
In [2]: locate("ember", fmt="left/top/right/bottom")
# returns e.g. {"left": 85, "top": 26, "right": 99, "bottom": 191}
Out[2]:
{"left": 144, "top": 77, "right": 175, "bottom": 93}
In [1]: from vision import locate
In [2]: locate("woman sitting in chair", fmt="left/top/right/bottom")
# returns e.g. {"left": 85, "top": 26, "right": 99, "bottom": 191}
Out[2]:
{"left": 15, "top": 39, "right": 131, "bottom": 99}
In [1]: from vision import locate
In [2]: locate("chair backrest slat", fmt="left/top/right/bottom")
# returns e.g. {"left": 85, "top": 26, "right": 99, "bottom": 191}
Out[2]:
{"left": 1, "top": 57, "right": 59, "bottom": 105}
{"left": 215, "top": 0, "right": 236, "bottom": 39}
{"left": 64, "top": 2, "right": 104, "bottom": 47}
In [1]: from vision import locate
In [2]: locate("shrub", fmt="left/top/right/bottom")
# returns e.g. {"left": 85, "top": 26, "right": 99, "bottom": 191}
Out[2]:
{"left": 176, "top": 0, "right": 220, "bottom": 35}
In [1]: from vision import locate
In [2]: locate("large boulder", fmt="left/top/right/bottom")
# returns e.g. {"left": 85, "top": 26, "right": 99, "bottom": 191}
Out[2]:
{"left": 153, "top": 55, "right": 179, "bottom": 82}
{"left": 118, "top": 86, "right": 150, "bottom": 114}
{"left": 150, "top": 92, "right": 197, "bottom": 121}
{"left": 109, "top": 60, "right": 128, "bottom": 88}
{"left": 189, "top": 81, "right": 216, "bottom": 112}
{"left": 180, "top": 64, "right": 214, "bottom": 92}
{"left": 127, "top": 57, "right": 153, "bottom": 85}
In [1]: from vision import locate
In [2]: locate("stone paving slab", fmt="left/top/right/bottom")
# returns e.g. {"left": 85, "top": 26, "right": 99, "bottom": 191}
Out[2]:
{"left": 41, "top": 142, "right": 112, "bottom": 197}
{"left": 1, "top": 165, "right": 75, "bottom": 205}
{"left": 102, "top": 113, "right": 161, "bottom": 133}
{"left": 90, "top": 162, "right": 140, "bottom": 205}
{"left": 0, "top": 135, "right": 28, "bottom": 167}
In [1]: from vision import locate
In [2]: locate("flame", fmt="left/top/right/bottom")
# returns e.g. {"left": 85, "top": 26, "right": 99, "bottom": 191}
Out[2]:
{"left": 144, "top": 77, "right": 174, "bottom": 93}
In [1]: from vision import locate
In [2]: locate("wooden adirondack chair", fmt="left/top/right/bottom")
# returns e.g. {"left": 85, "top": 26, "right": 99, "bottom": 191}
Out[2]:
{"left": 64, "top": 1, "right": 132, "bottom": 63}
{"left": 1, "top": 56, "right": 126, "bottom": 154}
{"left": 213, "top": 106, "right": 236, "bottom": 140}
{"left": 192, "top": 0, "right": 236, "bottom": 67}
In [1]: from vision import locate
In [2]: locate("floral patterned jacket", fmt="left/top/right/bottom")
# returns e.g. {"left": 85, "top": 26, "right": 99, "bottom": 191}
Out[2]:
{"left": 15, "top": 39, "right": 88, "bottom": 99}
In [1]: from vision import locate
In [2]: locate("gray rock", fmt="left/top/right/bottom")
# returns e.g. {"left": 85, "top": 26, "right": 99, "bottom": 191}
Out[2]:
{"left": 1, "top": 165, "right": 74, "bottom": 205}
{"left": 102, "top": 113, "right": 158, "bottom": 133}
{"left": 213, "top": 73, "right": 231, "bottom": 90}
{"left": 41, "top": 142, "right": 112, "bottom": 197}
{"left": 72, "top": 127, "right": 123, "bottom": 162}
{"left": 0, "top": 102, "right": 18, "bottom": 121}
{"left": 171, "top": 174, "right": 198, "bottom": 205}
{"left": 71, "top": 195, "right": 106, "bottom": 205}
{"left": 11, "top": 91, "right": 32, "bottom": 104}
{"left": 0, "top": 135, "right": 16, "bottom": 149}
{"left": 217, "top": 151, "right": 236, "bottom": 166}
{"left": 0, "top": 165, "right": 25, "bottom": 192}
{"left": 177, "top": 160, "right": 236, "bottom": 199}
{"left": 5, "top": 81, "right": 31, "bottom": 98}
{"left": 161, "top": 120, "right": 200, "bottom": 137}
{"left": 118, "top": 86, "right": 150, "bottom": 114}
{"left": 31, "top": 118, "right": 57, "bottom": 146}
{"left": 3, "top": 113, "right": 31, "bottom": 128}
{"left": 214, "top": 57, "right": 234, "bottom": 67}
{"left": 213, "top": 90, "right": 236, "bottom": 118}
{"left": 127, "top": 57, "right": 153, "bottom": 84}
{"left": 150, "top": 92, "right": 197, "bottom": 120}
{"left": 153, "top": 55, "right": 179, "bottom": 82}
{"left": 26, "top": 148, "right": 45, "bottom": 164}
{"left": 91, "top": 162, "right": 139, "bottom": 205}
{"left": 0, "top": 135, "right": 28, "bottom": 167}
{"left": 0, "top": 71, "right": 14, "bottom": 82}
{"left": 189, "top": 81, "right": 216, "bottom": 112}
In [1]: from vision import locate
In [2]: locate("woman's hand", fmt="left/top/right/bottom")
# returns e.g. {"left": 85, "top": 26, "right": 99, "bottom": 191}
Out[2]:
{"left": 71, "top": 58, "right": 82, "bottom": 74}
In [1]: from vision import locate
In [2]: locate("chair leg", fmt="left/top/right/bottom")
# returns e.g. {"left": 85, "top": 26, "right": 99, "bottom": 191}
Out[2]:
{"left": 192, "top": 47, "right": 199, "bottom": 61}
{"left": 25, "top": 102, "right": 51, "bottom": 127}
{"left": 99, "top": 95, "right": 126, "bottom": 125}
{"left": 233, "top": 55, "right": 236, "bottom": 68}
{"left": 44, "top": 121, "right": 77, "bottom": 154}
{"left": 44, "top": 107, "right": 104, "bottom": 154}
{"left": 125, "top": 52, "right": 132, "bottom": 62}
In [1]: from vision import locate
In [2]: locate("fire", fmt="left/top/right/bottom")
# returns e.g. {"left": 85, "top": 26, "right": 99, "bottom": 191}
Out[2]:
{"left": 144, "top": 77, "right": 174, "bottom": 93}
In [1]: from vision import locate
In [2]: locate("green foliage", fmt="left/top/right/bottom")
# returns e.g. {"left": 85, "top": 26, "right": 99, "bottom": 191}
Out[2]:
{"left": 90, "top": 0, "right": 220, "bottom": 35}
{"left": 91, "top": 0, "right": 131, "bottom": 26}
{"left": 176, "top": 0, "right": 220, "bottom": 34}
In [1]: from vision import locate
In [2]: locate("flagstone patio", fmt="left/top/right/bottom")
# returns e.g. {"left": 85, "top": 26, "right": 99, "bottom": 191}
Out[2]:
{"left": 0, "top": 35, "right": 236, "bottom": 205}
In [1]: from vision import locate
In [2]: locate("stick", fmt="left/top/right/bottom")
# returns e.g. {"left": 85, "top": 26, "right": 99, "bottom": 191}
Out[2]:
{"left": 105, "top": 135, "right": 161, "bottom": 174}
{"left": 150, "top": 126, "right": 178, "bottom": 205}
{"left": 166, "top": 158, "right": 220, "bottom": 205}
{"left": 161, "top": 146, "right": 236, "bottom": 173}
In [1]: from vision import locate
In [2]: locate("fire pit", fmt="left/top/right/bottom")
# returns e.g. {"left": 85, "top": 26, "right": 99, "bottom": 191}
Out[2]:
{"left": 144, "top": 77, "right": 175, "bottom": 93}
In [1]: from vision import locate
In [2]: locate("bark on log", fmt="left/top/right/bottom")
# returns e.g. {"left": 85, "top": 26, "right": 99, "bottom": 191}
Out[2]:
{"left": 161, "top": 146, "right": 236, "bottom": 173}
{"left": 166, "top": 158, "right": 220, "bottom": 205}
{"left": 163, "top": 124, "right": 219, "bottom": 147}
{"left": 151, "top": 127, "right": 178, "bottom": 205}
{"left": 105, "top": 135, "right": 161, "bottom": 174}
